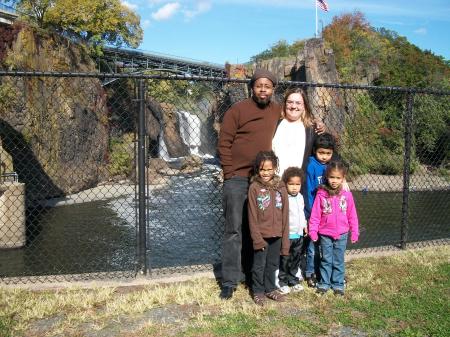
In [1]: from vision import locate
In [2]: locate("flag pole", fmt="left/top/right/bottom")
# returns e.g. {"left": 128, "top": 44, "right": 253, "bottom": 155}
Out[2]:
{"left": 315, "top": 0, "right": 318, "bottom": 37}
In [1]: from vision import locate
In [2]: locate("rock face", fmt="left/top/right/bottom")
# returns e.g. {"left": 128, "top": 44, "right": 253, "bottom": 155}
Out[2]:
{"left": 0, "top": 24, "right": 109, "bottom": 200}
{"left": 146, "top": 98, "right": 189, "bottom": 158}
{"left": 302, "top": 39, "right": 346, "bottom": 135}
{"left": 253, "top": 57, "right": 305, "bottom": 83}
{"left": 250, "top": 38, "right": 347, "bottom": 136}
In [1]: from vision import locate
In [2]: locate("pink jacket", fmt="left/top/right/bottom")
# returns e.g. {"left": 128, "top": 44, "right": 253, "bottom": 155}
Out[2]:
{"left": 309, "top": 188, "right": 359, "bottom": 242}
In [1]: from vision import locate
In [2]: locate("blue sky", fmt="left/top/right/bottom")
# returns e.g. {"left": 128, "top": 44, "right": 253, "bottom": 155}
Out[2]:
{"left": 121, "top": 0, "right": 450, "bottom": 65}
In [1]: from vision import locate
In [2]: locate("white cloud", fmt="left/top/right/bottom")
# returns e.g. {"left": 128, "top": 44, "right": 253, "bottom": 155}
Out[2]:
{"left": 184, "top": 1, "right": 212, "bottom": 20}
{"left": 142, "top": 19, "right": 151, "bottom": 28}
{"left": 151, "top": 2, "right": 181, "bottom": 20}
{"left": 148, "top": 0, "right": 169, "bottom": 4}
{"left": 414, "top": 27, "right": 427, "bottom": 35}
{"left": 122, "top": 1, "right": 138, "bottom": 10}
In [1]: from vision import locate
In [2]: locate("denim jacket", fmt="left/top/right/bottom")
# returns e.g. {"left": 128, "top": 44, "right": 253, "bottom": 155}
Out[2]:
{"left": 308, "top": 187, "right": 359, "bottom": 242}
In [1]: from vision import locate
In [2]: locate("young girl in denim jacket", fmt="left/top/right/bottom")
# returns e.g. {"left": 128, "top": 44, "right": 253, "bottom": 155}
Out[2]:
{"left": 308, "top": 160, "right": 359, "bottom": 295}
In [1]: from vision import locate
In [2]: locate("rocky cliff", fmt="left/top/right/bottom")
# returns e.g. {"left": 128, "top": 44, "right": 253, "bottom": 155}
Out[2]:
{"left": 0, "top": 23, "right": 109, "bottom": 200}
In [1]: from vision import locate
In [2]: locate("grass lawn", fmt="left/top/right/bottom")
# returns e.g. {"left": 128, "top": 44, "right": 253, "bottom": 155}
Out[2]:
{"left": 1, "top": 246, "right": 449, "bottom": 337}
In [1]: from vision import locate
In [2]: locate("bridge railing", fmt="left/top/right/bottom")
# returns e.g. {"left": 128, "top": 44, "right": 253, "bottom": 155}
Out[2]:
{"left": 99, "top": 47, "right": 226, "bottom": 78}
{"left": 0, "top": 71, "right": 448, "bottom": 283}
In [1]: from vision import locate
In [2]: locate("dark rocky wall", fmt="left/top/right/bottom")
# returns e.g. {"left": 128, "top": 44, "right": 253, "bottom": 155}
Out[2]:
{"left": 0, "top": 25, "right": 109, "bottom": 200}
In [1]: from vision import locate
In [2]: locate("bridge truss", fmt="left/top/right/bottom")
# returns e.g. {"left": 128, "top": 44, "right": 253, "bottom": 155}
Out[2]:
{"left": 99, "top": 47, "right": 227, "bottom": 79}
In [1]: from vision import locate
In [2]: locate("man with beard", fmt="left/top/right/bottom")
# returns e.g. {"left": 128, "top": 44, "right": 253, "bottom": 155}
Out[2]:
{"left": 218, "top": 69, "right": 281, "bottom": 299}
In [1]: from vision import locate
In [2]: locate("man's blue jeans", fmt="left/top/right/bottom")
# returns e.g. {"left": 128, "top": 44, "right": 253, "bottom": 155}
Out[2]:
{"left": 317, "top": 232, "right": 348, "bottom": 291}
{"left": 221, "top": 176, "right": 250, "bottom": 288}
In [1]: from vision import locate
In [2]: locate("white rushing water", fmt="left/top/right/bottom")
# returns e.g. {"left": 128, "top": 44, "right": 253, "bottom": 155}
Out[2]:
{"left": 158, "top": 110, "right": 213, "bottom": 161}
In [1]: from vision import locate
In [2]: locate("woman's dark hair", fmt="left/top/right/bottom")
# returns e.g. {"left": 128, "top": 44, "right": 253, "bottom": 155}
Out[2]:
{"left": 253, "top": 150, "right": 279, "bottom": 175}
{"left": 282, "top": 87, "right": 313, "bottom": 127}
{"left": 325, "top": 160, "right": 348, "bottom": 178}
{"left": 282, "top": 166, "right": 305, "bottom": 184}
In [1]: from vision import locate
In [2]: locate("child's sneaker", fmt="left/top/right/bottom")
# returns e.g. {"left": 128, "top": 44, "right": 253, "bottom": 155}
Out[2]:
{"left": 291, "top": 284, "right": 304, "bottom": 292}
{"left": 333, "top": 289, "right": 345, "bottom": 296}
{"left": 306, "top": 276, "right": 317, "bottom": 288}
{"left": 315, "top": 287, "right": 328, "bottom": 295}
{"left": 278, "top": 285, "right": 291, "bottom": 294}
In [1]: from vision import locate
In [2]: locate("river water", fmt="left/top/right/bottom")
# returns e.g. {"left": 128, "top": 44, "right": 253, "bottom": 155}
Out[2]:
{"left": 0, "top": 165, "right": 448, "bottom": 278}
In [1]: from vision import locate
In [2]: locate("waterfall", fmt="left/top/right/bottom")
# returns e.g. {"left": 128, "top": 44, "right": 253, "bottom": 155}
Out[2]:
{"left": 177, "top": 110, "right": 201, "bottom": 156}
{"left": 158, "top": 110, "right": 213, "bottom": 161}
{"left": 158, "top": 128, "right": 172, "bottom": 161}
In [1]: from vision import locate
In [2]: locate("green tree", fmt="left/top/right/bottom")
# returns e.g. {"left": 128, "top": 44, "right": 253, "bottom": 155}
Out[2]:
{"left": 250, "top": 39, "right": 305, "bottom": 62}
{"left": 7, "top": 0, "right": 50, "bottom": 26}
{"left": 322, "top": 11, "right": 449, "bottom": 89}
{"left": 323, "top": 12, "right": 449, "bottom": 173}
{"left": 322, "top": 11, "right": 386, "bottom": 83}
{"left": 376, "top": 29, "right": 450, "bottom": 89}
{"left": 9, "top": 0, "right": 143, "bottom": 49}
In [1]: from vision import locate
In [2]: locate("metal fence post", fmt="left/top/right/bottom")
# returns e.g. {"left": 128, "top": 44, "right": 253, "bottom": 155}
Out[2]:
{"left": 137, "top": 79, "right": 148, "bottom": 274}
{"left": 400, "top": 91, "right": 414, "bottom": 249}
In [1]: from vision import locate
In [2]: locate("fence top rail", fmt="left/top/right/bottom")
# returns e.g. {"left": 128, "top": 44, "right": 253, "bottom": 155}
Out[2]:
{"left": 1, "top": 70, "right": 449, "bottom": 95}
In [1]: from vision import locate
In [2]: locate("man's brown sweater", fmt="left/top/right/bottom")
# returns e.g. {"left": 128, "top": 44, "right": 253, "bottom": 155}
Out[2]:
{"left": 218, "top": 97, "right": 281, "bottom": 179}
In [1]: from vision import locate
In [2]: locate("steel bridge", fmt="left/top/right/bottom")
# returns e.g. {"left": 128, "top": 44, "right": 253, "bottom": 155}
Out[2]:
{"left": 0, "top": 3, "right": 18, "bottom": 25}
{"left": 99, "top": 47, "right": 227, "bottom": 79}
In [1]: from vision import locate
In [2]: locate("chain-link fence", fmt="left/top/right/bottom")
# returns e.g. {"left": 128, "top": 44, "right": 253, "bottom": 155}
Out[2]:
{"left": 0, "top": 71, "right": 448, "bottom": 283}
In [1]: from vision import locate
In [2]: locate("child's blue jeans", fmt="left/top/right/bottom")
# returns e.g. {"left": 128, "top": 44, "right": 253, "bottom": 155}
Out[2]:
{"left": 317, "top": 232, "right": 348, "bottom": 291}
{"left": 305, "top": 236, "right": 320, "bottom": 278}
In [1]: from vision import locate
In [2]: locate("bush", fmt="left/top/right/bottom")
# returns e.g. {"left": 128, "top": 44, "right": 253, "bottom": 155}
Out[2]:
{"left": 108, "top": 133, "right": 134, "bottom": 177}
{"left": 340, "top": 93, "right": 418, "bottom": 177}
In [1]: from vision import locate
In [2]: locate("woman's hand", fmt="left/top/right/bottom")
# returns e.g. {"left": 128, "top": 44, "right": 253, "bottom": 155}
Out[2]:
{"left": 314, "top": 119, "right": 326, "bottom": 135}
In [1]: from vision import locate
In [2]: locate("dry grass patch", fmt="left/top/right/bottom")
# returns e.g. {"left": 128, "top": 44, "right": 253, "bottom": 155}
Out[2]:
{"left": 1, "top": 246, "right": 449, "bottom": 337}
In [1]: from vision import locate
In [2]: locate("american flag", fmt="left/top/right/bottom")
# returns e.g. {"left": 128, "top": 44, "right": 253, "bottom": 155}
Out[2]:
{"left": 316, "top": 0, "right": 329, "bottom": 12}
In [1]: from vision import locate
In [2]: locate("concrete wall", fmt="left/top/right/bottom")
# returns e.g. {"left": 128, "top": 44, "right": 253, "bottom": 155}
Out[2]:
{"left": 0, "top": 182, "right": 26, "bottom": 248}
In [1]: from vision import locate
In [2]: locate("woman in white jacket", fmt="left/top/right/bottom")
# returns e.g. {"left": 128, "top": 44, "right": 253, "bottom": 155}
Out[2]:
{"left": 272, "top": 88, "right": 324, "bottom": 176}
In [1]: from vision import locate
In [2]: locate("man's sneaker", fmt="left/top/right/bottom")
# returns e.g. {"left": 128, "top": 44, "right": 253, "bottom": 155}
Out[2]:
{"left": 219, "top": 286, "right": 235, "bottom": 300}
{"left": 265, "top": 290, "right": 286, "bottom": 302}
{"left": 278, "top": 286, "right": 291, "bottom": 294}
{"left": 291, "top": 284, "right": 304, "bottom": 292}
{"left": 333, "top": 289, "right": 345, "bottom": 296}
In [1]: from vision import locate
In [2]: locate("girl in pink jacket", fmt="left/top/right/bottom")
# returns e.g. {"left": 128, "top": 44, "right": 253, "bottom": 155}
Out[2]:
{"left": 309, "top": 160, "right": 359, "bottom": 295}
